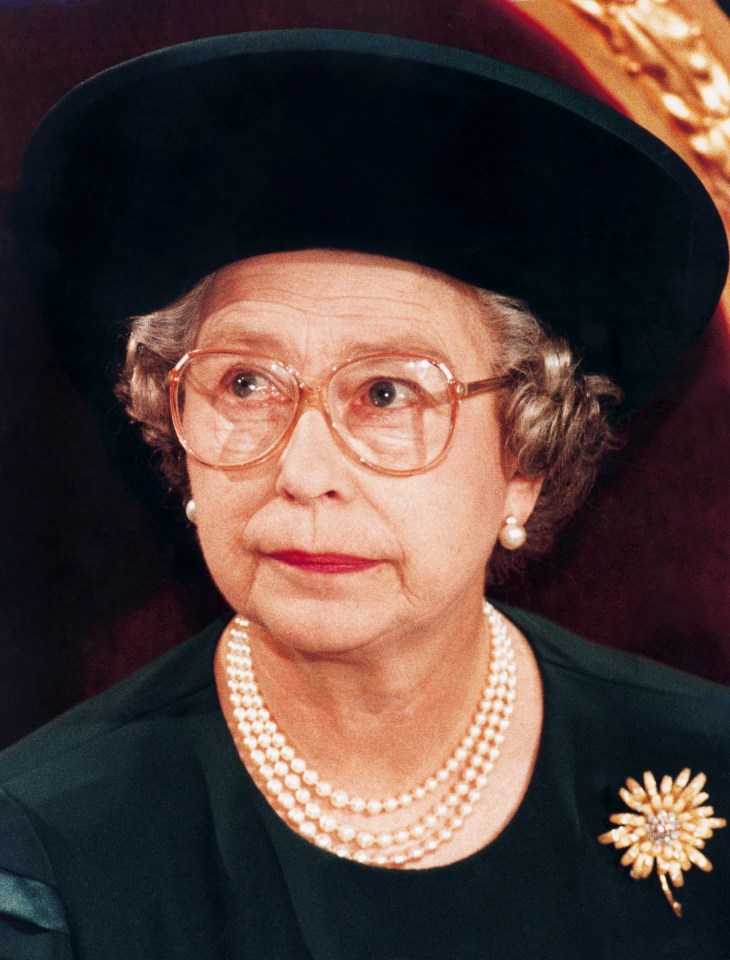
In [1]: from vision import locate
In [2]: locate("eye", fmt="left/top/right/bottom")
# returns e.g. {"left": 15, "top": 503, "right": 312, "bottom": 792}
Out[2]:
{"left": 364, "top": 378, "right": 420, "bottom": 409}
{"left": 219, "top": 366, "right": 288, "bottom": 404}
{"left": 230, "top": 371, "right": 265, "bottom": 399}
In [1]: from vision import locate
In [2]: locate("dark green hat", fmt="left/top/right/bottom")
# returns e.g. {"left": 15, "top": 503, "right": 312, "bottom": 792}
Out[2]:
{"left": 13, "top": 29, "right": 728, "bottom": 413}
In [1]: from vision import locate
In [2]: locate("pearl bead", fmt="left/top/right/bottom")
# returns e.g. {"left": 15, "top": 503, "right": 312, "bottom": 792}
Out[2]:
{"left": 500, "top": 520, "right": 526, "bottom": 550}
{"left": 224, "top": 600, "right": 516, "bottom": 867}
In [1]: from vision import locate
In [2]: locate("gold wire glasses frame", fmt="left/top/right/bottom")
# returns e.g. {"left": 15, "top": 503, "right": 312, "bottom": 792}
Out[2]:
{"left": 167, "top": 348, "right": 512, "bottom": 477}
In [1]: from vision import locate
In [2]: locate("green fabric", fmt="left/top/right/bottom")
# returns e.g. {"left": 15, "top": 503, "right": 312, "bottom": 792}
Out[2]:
{"left": 0, "top": 868, "right": 68, "bottom": 932}
{"left": 1, "top": 606, "right": 729, "bottom": 958}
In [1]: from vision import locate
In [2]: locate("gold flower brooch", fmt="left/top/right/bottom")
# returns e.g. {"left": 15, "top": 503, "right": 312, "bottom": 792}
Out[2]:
{"left": 598, "top": 769, "right": 726, "bottom": 917}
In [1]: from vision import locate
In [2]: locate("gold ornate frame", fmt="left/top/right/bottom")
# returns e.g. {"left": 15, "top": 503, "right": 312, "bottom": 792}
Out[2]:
{"left": 520, "top": 0, "right": 730, "bottom": 314}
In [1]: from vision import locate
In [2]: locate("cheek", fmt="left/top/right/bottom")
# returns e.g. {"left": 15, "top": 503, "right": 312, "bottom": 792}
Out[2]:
{"left": 393, "top": 451, "right": 507, "bottom": 583}
{"left": 426, "top": 413, "right": 510, "bottom": 560}
{"left": 187, "top": 466, "right": 269, "bottom": 593}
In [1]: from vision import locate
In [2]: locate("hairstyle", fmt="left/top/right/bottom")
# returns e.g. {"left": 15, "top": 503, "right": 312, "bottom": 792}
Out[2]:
{"left": 473, "top": 290, "right": 621, "bottom": 580}
{"left": 116, "top": 266, "right": 621, "bottom": 581}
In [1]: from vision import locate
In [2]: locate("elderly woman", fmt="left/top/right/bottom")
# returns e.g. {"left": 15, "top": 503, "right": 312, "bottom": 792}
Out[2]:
{"left": 1, "top": 29, "right": 729, "bottom": 960}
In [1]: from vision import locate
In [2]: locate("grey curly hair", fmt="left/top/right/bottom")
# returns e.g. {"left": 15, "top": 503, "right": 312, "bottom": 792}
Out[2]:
{"left": 115, "top": 268, "right": 621, "bottom": 581}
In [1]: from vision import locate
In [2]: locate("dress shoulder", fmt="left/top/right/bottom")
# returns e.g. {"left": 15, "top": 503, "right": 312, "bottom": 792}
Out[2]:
{"left": 0, "top": 615, "right": 227, "bottom": 792}
{"left": 502, "top": 601, "right": 730, "bottom": 697}
{"left": 0, "top": 789, "right": 72, "bottom": 958}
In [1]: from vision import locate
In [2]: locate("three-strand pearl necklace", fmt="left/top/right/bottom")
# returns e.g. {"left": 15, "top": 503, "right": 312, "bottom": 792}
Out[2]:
{"left": 222, "top": 601, "right": 516, "bottom": 867}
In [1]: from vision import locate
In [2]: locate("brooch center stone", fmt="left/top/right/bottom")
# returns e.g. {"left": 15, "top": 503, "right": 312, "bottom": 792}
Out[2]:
{"left": 645, "top": 810, "right": 680, "bottom": 846}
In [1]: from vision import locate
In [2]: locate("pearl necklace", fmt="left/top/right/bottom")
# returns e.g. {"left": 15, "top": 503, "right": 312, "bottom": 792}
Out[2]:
{"left": 222, "top": 601, "right": 516, "bottom": 867}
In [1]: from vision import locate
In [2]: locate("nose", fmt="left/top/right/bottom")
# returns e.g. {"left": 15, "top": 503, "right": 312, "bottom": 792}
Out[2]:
{"left": 275, "top": 408, "right": 354, "bottom": 503}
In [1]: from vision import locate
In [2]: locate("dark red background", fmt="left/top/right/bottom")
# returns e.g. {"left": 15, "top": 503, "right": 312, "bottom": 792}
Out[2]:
{"left": 1, "top": 0, "right": 729, "bottom": 749}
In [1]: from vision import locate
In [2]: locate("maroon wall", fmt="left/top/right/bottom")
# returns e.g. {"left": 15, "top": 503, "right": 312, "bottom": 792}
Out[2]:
{"left": 1, "top": 0, "right": 729, "bottom": 748}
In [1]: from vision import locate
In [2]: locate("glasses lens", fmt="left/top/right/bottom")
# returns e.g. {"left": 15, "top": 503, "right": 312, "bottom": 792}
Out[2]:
{"left": 175, "top": 353, "right": 297, "bottom": 466}
{"left": 328, "top": 357, "right": 454, "bottom": 471}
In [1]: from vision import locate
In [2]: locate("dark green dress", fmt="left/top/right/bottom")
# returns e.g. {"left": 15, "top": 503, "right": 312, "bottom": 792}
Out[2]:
{"left": 1, "top": 605, "right": 729, "bottom": 959}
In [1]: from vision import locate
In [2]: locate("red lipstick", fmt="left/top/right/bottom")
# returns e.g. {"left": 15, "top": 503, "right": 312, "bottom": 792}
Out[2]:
{"left": 268, "top": 551, "right": 381, "bottom": 574}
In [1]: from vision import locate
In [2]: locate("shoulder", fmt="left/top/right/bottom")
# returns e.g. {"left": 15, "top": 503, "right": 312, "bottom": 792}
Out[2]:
{"left": 500, "top": 601, "right": 730, "bottom": 699}
{"left": 0, "top": 615, "right": 229, "bottom": 803}
{"left": 498, "top": 601, "right": 730, "bottom": 734}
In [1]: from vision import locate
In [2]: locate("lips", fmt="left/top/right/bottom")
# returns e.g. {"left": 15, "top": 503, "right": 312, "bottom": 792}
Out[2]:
{"left": 267, "top": 550, "right": 382, "bottom": 574}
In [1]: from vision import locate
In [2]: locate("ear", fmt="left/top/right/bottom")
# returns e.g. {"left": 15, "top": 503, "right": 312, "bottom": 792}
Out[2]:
{"left": 503, "top": 470, "right": 544, "bottom": 527}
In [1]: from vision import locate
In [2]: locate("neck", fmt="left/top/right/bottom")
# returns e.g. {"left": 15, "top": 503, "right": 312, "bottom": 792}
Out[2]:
{"left": 227, "top": 597, "right": 490, "bottom": 798}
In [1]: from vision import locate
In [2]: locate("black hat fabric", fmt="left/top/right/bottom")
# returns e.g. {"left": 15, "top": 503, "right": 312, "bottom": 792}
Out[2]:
{"left": 13, "top": 30, "right": 728, "bottom": 412}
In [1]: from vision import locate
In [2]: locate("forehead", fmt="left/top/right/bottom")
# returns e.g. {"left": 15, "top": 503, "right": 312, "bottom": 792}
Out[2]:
{"left": 195, "top": 250, "right": 492, "bottom": 369}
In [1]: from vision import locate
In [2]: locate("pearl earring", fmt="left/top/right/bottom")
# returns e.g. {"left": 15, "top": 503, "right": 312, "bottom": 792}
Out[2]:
{"left": 498, "top": 515, "right": 526, "bottom": 550}
{"left": 185, "top": 499, "right": 197, "bottom": 523}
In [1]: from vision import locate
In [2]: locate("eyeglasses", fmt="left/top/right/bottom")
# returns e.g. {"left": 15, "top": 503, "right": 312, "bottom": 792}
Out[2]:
{"left": 168, "top": 350, "right": 511, "bottom": 476}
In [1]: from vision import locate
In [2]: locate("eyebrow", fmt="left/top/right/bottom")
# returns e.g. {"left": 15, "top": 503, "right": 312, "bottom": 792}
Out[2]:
{"left": 197, "top": 326, "right": 453, "bottom": 365}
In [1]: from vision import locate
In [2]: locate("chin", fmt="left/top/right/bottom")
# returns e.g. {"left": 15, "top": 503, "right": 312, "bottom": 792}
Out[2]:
{"left": 241, "top": 586, "right": 398, "bottom": 659}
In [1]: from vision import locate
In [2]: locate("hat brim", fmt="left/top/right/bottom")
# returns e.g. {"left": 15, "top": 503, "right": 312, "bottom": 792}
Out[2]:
{"left": 14, "top": 29, "right": 729, "bottom": 413}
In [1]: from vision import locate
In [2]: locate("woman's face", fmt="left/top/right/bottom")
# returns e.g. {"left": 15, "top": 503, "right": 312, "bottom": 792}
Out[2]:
{"left": 187, "top": 250, "right": 541, "bottom": 655}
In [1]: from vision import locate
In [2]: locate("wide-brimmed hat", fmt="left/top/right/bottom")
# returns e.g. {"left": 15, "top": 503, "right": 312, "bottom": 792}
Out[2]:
{"left": 12, "top": 29, "right": 728, "bottom": 413}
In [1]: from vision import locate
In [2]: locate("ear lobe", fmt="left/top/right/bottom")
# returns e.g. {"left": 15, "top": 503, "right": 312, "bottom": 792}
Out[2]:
{"left": 504, "top": 470, "right": 544, "bottom": 527}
